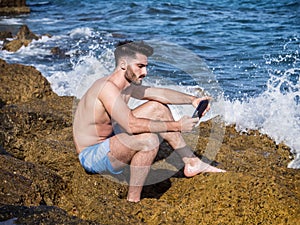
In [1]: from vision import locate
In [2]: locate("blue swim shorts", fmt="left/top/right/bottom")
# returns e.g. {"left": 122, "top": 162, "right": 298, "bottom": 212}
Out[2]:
{"left": 78, "top": 139, "right": 123, "bottom": 175}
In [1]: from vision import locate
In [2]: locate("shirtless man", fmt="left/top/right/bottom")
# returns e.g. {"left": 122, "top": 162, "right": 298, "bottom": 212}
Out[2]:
{"left": 73, "top": 40, "right": 225, "bottom": 202}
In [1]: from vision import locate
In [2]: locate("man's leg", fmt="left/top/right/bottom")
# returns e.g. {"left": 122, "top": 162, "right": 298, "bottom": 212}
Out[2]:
{"left": 131, "top": 101, "right": 225, "bottom": 176}
{"left": 108, "top": 132, "right": 159, "bottom": 202}
{"left": 108, "top": 100, "right": 224, "bottom": 202}
{"left": 157, "top": 126, "right": 225, "bottom": 176}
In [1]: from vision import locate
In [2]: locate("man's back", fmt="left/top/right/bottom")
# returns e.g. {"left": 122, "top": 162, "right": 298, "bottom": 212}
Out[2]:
{"left": 73, "top": 78, "right": 114, "bottom": 153}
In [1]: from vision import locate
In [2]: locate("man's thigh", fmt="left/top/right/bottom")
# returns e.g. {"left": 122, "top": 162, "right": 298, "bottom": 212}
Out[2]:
{"left": 109, "top": 132, "right": 159, "bottom": 164}
{"left": 131, "top": 100, "right": 173, "bottom": 120}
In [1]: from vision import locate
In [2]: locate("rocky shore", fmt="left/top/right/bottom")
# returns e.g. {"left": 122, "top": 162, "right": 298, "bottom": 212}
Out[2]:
{"left": 0, "top": 57, "right": 300, "bottom": 224}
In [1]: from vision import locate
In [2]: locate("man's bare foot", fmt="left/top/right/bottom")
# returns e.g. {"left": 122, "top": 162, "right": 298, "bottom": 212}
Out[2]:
{"left": 127, "top": 186, "right": 143, "bottom": 202}
{"left": 183, "top": 157, "right": 226, "bottom": 177}
{"left": 127, "top": 197, "right": 140, "bottom": 203}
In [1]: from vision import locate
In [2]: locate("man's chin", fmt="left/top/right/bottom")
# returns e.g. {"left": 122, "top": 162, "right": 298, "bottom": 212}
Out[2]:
{"left": 133, "top": 80, "right": 143, "bottom": 85}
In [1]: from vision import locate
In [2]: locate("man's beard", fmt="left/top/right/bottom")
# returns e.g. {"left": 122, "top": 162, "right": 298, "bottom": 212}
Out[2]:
{"left": 125, "top": 72, "right": 143, "bottom": 85}
{"left": 132, "top": 79, "right": 143, "bottom": 85}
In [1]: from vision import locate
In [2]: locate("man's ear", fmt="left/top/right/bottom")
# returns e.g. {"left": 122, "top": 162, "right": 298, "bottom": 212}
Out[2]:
{"left": 120, "top": 59, "right": 127, "bottom": 70}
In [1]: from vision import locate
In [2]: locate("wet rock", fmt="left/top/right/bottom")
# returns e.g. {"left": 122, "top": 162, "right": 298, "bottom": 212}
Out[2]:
{"left": 2, "top": 39, "right": 24, "bottom": 52}
{"left": 0, "top": 0, "right": 30, "bottom": 15}
{"left": 0, "top": 7, "right": 30, "bottom": 16}
{"left": 2, "top": 25, "right": 39, "bottom": 52}
{"left": 0, "top": 31, "right": 13, "bottom": 40}
{"left": 51, "top": 46, "right": 70, "bottom": 58}
{"left": 16, "top": 24, "right": 39, "bottom": 41}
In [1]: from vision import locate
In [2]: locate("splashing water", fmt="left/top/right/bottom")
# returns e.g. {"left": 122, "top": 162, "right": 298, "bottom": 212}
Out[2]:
{"left": 214, "top": 45, "right": 300, "bottom": 168}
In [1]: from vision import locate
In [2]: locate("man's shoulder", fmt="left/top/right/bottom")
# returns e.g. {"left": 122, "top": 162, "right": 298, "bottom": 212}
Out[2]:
{"left": 90, "top": 78, "right": 122, "bottom": 100}
{"left": 91, "top": 77, "right": 118, "bottom": 90}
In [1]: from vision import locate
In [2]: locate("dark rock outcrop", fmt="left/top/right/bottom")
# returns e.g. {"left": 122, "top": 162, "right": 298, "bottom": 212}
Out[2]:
{"left": 2, "top": 25, "right": 39, "bottom": 52}
{"left": 0, "top": 205, "right": 99, "bottom": 225}
{"left": 0, "top": 59, "right": 53, "bottom": 105}
{"left": 0, "top": 0, "right": 30, "bottom": 15}
{"left": 0, "top": 31, "right": 13, "bottom": 40}
{"left": 0, "top": 154, "right": 65, "bottom": 206}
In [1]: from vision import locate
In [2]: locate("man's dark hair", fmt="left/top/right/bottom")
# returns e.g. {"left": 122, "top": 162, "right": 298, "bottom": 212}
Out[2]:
{"left": 114, "top": 40, "right": 153, "bottom": 65}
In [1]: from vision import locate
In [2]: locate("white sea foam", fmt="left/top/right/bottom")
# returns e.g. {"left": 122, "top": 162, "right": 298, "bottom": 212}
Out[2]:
{"left": 48, "top": 53, "right": 113, "bottom": 97}
{"left": 213, "top": 68, "right": 300, "bottom": 168}
{"left": 0, "top": 34, "right": 58, "bottom": 63}
{"left": 69, "top": 27, "right": 93, "bottom": 39}
{"left": 27, "top": 18, "right": 61, "bottom": 25}
{"left": 0, "top": 18, "right": 22, "bottom": 25}
{"left": 17, "top": 43, "right": 50, "bottom": 56}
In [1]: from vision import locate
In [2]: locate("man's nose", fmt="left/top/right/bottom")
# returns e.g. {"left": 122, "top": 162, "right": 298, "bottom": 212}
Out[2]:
{"left": 143, "top": 67, "right": 147, "bottom": 76}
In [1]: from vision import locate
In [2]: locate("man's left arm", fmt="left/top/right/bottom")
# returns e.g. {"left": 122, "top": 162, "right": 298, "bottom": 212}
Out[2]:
{"left": 146, "top": 87, "right": 196, "bottom": 104}
{"left": 131, "top": 85, "right": 207, "bottom": 108}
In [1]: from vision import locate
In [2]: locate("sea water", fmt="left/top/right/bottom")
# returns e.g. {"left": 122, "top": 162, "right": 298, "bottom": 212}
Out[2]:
{"left": 0, "top": 0, "right": 299, "bottom": 168}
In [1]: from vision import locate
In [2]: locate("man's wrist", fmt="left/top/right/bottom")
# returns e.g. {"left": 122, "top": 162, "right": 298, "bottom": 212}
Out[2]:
{"left": 172, "top": 121, "right": 181, "bottom": 132}
{"left": 191, "top": 96, "right": 197, "bottom": 102}
{"left": 190, "top": 96, "right": 197, "bottom": 107}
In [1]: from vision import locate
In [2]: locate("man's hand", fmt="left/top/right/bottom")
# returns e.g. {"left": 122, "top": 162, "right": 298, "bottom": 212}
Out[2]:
{"left": 178, "top": 116, "right": 199, "bottom": 132}
{"left": 192, "top": 96, "right": 212, "bottom": 117}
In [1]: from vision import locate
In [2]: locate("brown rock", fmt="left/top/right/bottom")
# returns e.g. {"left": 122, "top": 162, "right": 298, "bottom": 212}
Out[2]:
{"left": 0, "top": 205, "right": 99, "bottom": 224}
{"left": 2, "top": 25, "right": 39, "bottom": 52}
{"left": 2, "top": 39, "right": 24, "bottom": 52}
{"left": 0, "top": 7, "right": 30, "bottom": 15}
{"left": 51, "top": 46, "right": 70, "bottom": 58}
{"left": 0, "top": 97, "right": 74, "bottom": 160}
{"left": 0, "top": 31, "right": 13, "bottom": 40}
{"left": 0, "top": 154, "right": 65, "bottom": 206}
{"left": 0, "top": 0, "right": 27, "bottom": 8}
{"left": 0, "top": 59, "right": 54, "bottom": 105}
{"left": 0, "top": 0, "right": 30, "bottom": 15}
{"left": 16, "top": 24, "right": 39, "bottom": 41}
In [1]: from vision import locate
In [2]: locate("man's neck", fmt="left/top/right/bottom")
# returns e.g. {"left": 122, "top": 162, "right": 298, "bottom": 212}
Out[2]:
{"left": 110, "top": 69, "right": 131, "bottom": 91}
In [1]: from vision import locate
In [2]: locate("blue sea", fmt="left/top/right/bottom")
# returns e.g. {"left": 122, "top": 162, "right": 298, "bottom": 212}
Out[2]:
{"left": 0, "top": 0, "right": 299, "bottom": 168}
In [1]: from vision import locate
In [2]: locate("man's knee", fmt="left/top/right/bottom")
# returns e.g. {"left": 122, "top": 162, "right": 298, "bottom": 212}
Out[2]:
{"left": 140, "top": 133, "right": 160, "bottom": 152}
{"left": 147, "top": 101, "right": 172, "bottom": 120}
